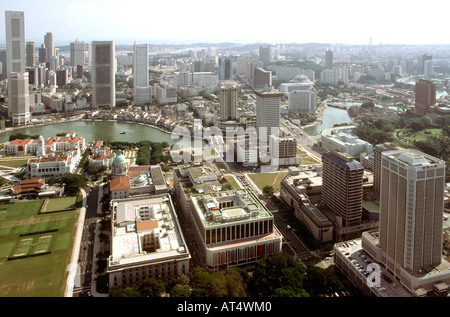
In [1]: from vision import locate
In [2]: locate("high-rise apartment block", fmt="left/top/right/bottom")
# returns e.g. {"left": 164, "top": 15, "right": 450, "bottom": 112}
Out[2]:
{"left": 325, "top": 49, "right": 333, "bottom": 69}
{"left": 26, "top": 41, "right": 35, "bottom": 67}
{"left": 322, "top": 150, "right": 364, "bottom": 239}
{"left": 255, "top": 87, "right": 283, "bottom": 142}
{"left": 133, "top": 43, "right": 152, "bottom": 105}
{"left": 288, "top": 90, "right": 317, "bottom": 114}
{"left": 259, "top": 46, "right": 271, "bottom": 65}
{"left": 92, "top": 41, "right": 115, "bottom": 108}
{"left": 44, "top": 32, "right": 54, "bottom": 63}
{"left": 379, "top": 149, "right": 445, "bottom": 273}
{"left": 219, "top": 57, "right": 233, "bottom": 80}
{"left": 70, "top": 40, "right": 85, "bottom": 67}
{"left": 253, "top": 67, "right": 272, "bottom": 89}
{"left": 9, "top": 72, "right": 31, "bottom": 126}
{"left": 219, "top": 82, "right": 238, "bottom": 121}
{"left": 414, "top": 79, "right": 436, "bottom": 115}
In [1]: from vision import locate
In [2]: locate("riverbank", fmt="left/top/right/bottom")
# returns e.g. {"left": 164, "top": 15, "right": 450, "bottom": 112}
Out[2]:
{"left": 0, "top": 116, "right": 175, "bottom": 139}
{"left": 0, "top": 118, "right": 177, "bottom": 144}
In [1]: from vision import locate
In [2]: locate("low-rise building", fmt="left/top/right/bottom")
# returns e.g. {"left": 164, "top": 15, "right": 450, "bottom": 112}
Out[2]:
{"left": 107, "top": 194, "right": 191, "bottom": 290}
{"left": 173, "top": 162, "right": 283, "bottom": 271}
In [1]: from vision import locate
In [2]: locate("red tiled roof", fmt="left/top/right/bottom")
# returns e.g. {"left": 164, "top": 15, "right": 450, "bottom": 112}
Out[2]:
{"left": 110, "top": 176, "right": 130, "bottom": 191}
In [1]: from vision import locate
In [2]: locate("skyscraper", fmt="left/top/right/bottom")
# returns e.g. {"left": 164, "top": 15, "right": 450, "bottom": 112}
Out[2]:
{"left": 255, "top": 86, "right": 283, "bottom": 142}
{"left": 9, "top": 72, "right": 31, "bottom": 126}
{"left": 325, "top": 49, "right": 333, "bottom": 70}
{"left": 5, "top": 11, "right": 26, "bottom": 77}
{"left": 133, "top": 43, "right": 152, "bottom": 105}
{"left": 219, "top": 57, "right": 233, "bottom": 80}
{"left": 70, "top": 40, "right": 85, "bottom": 67}
{"left": 322, "top": 150, "right": 364, "bottom": 238}
{"left": 379, "top": 149, "right": 445, "bottom": 274}
{"left": 92, "top": 41, "right": 115, "bottom": 108}
{"left": 38, "top": 44, "right": 46, "bottom": 64}
{"left": 259, "top": 46, "right": 271, "bottom": 65}
{"left": 414, "top": 79, "right": 436, "bottom": 115}
{"left": 44, "top": 32, "right": 54, "bottom": 63}
{"left": 26, "top": 41, "right": 35, "bottom": 67}
{"left": 219, "top": 82, "right": 238, "bottom": 121}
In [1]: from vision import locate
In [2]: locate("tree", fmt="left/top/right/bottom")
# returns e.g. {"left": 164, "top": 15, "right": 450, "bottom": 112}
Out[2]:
{"left": 303, "top": 266, "right": 341, "bottom": 297}
{"left": 188, "top": 267, "right": 227, "bottom": 297}
{"left": 224, "top": 268, "right": 247, "bottom": 297}
{"left": 248, "top": 253, "right": 308, "bottom": 297}
{"left": 262, "top": 185, "right": 275, "bottom": 198}
{"left": 110, "top": 285, "right": 141, "bottom": 297}
{"left": 409, "top": 121, "right": 424, "bottom": 132}
{"left": 61, "top": 173, "right": 88, "bottom": 195}
{"left": 138, "top": 278, "right": 165, "bottom": 297}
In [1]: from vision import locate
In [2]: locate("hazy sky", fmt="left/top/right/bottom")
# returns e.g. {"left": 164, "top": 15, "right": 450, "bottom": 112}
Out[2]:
{"left": 1, "top": 0, "right": 449, "bottom": 46}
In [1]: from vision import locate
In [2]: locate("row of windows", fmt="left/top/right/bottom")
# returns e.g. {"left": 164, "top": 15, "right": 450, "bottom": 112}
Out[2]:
{"left": 112, "top": 261, "right": 187, "bottom": 288}
{"left": 205, "top": 219, "right": 273, "bottom": 245}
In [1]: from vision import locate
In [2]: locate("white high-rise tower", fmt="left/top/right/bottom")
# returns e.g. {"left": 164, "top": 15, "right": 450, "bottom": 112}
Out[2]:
{"left": 133, "top": 43, "right": 151, "bottom": 105}
{"left": 5, "top": 11, "right": 26, "bottom": 84}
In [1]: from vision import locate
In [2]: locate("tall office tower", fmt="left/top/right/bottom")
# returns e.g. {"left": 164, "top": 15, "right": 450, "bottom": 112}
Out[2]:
{"left": 255, "top": 86, "right": 283, "bottom": 142}
{"left": 253, "top": 67, "right": 272, "bottom": 89}
{"left": 373, "top": 143, "right": 401, "bottom": 194}
{"left": 87, "top": 43, "right": 92, "bottom": 66}
{"left": 219, "top": 82, "right": 238, "bottom": 121}
{"left": 26, "top": 41, "right": 35, "bottom": 67}
{"left": 288, "top": 89, "right": 317, "bottom": 114}
{"left": 38, "top": 44, "right": 46, "bottom": 63}
{"left": 5, "top": 11, "right": 26, "bottom": 83}
{"left": 9, "top": 72, "right": 31, "bottom": 126}
{"left": 133, "top": 43, "right": 152, "bottom": 105}
{"left": 92, "top": 41, "right": 115, "bottom": 108}
{"left": 325, "top": 49, "right": 333, "bottom": 69}
{"left": 421, "top": 53, "right": 432, "bottom": 72}
{"left": 44, "top": 32, "right": 54, "bottom": 63}
{"left": 423, "top": 59, "right": 434, "bottom": 78}
{"left": 414, "top": 79, "right": 436, "bottom": 115}
{"left": 259, "top": 46, "right": 271, "bottom": 65}
{"left": 322, "top": 150, "right": 364, "bottom": 233}
{"left": 379, "top": 149, "right": 445, "bottom": 275}
{"left": 0, "top": 50, "right": 7, "bottom": 80}
{"left": 219, "top": 57, "right": 233, "bottom": 80}
{"left": 70, "top": 40, "right": 85, "bottom": 67}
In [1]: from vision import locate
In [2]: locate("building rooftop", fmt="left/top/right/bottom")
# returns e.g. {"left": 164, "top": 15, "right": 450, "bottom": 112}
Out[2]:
{"left": 190, "top": 189, "right": 273, "bottom": 228}
{"left": 109, "top": 194, "right": 189, "bottom": 267}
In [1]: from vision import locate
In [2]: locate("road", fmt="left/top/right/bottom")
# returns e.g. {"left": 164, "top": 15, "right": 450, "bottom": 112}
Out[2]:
{"left": 72, "top": 185, "right": 102, "bottom": 297}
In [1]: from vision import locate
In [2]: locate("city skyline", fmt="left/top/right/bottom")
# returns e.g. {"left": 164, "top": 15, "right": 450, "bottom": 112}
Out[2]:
{"left": 1, "top": 0, "right": 450, "bottom": 46}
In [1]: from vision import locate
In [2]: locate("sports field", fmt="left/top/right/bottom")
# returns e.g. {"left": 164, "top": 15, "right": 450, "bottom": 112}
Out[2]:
{"left": 0, "top": 197, "right": 80, "bottom": 297}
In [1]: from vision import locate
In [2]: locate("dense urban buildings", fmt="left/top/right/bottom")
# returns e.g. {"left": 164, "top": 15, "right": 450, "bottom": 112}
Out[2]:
{"left": 1, "top": 7, "right": 450, "bottom": 299}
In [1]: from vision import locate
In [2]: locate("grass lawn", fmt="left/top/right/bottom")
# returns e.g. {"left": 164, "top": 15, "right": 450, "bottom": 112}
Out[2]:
{"left": 399, "top": 128, "right": 443, "bottom": 143}
{"left": 0, "top": 198, "right": 79, "bottom": 296}
{"left": 43, "top": 196, "right": 79, "bottom": 213}
{"left": 248, "top": 171, "right": 288, "bottom": 193}
{"left": 297, "top": 147, "right": 320, "bottom": 165}
{"left": 224, "top": 175, "right": 241, "bottom": 190}
{"left": 0, "top": 159, "right": 29, "bottom": 168}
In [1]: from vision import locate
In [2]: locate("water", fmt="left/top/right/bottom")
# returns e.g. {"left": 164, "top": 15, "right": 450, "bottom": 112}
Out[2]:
{"left": 0, "top": 120, "right": 177, "bottom": 144}
{"left": 303, "top": 106, "right": 352, "bottom": 135}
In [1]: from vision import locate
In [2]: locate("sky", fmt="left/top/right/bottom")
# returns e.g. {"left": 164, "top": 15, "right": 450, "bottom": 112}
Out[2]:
{"left": 1, "top": 0, "right": 449, "bottom": 46}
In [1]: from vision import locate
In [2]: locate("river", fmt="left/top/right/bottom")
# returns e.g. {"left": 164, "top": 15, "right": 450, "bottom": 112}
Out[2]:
{"left": 0, "top": 120, "right": 178, "bottom": 144}
{"left": 303, "top": 106, "right": 352, "bottom": 135}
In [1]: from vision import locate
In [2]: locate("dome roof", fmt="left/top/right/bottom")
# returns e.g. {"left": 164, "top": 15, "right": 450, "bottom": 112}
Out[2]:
{"left": 113, "top": 154, "right": 126, "bottom": 164}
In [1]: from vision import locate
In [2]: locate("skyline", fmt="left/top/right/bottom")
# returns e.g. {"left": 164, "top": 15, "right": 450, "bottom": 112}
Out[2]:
{"left": 1, "top": 0, "right": 450, "bottom": 46}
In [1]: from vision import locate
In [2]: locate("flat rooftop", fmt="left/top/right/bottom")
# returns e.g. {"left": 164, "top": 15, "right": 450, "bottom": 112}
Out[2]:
{"left": 191, "top": 189, "right": 273, "bottom": 228}
{"left": 109, "top": 194, "right": 188, "bottom": 267}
